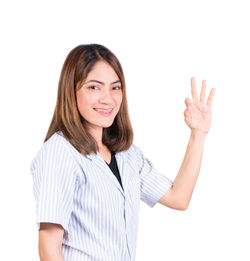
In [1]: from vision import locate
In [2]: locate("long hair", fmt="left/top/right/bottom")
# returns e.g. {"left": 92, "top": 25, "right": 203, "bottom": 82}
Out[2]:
{"left": 44, "top": 44, "right": 133, "bottom": 156}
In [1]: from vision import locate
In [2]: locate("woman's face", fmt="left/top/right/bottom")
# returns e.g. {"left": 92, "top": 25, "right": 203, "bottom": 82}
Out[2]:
{"left": 76, "top": 60, "right": 123, "bottom": 132}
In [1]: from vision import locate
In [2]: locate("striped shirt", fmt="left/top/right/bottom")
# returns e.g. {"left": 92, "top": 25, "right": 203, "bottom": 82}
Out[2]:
{"left": 30, "top": 131, "right": 173, "bottom": 261}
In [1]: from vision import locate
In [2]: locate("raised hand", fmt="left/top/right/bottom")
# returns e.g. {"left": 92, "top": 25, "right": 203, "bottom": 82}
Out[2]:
{"left": 184, "top": 77, "right": 215, "bottom": 135}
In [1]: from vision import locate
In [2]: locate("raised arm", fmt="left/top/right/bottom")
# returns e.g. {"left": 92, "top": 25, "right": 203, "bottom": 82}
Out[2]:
{"left": 158, "top": 77, "right": 215, "bottom": 210}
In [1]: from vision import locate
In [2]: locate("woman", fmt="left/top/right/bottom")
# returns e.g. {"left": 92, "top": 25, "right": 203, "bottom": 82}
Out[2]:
{"left": 31, "top": 44, "right": 215, "bottom": 261}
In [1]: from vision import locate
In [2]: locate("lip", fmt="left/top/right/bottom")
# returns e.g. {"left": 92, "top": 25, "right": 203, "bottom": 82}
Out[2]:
{"left": 94, "top": 108, "right": 113, "bottom": 110}
{"left": 93, "top": 108, "right": 113, "bottom": 117}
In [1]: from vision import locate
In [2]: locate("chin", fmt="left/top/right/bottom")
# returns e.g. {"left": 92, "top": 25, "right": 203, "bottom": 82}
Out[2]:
{"left": 101, "top": 120, "right": 115, "bottom": 128}
{"left": 102, "top": 123, "right": 113, "bottom": 128}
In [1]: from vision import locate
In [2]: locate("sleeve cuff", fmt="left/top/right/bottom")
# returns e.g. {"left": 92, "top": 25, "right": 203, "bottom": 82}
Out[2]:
{"left": 144, "top": 175, "right": 173, "bottom": 208}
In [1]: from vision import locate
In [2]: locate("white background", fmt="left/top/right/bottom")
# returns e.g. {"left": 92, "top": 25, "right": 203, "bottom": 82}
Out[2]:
{"left": 1, "top": 0, "right": 249, "bottom": 260}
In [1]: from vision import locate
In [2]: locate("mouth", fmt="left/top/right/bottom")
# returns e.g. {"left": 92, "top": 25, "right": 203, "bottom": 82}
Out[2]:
{"left": 93, "top": 108, "right": 113, "bottom": 117}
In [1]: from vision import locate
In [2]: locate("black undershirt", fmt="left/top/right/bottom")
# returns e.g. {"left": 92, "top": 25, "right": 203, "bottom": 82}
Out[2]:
{"left": 105, "top": 151, "right": 124, "bottom": 191}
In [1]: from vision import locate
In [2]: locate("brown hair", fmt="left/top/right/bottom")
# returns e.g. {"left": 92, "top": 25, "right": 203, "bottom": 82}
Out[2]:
{"left": 44, "top": 44, "right": 134, "bottom": 156}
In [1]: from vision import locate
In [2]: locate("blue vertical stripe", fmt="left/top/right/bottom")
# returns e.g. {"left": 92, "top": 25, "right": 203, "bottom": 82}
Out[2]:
{"left": 30, "top": 131, "right": 173, "bottom": 261}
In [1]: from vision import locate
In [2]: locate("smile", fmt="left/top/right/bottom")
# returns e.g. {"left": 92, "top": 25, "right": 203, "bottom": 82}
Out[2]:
{"left": 93, "top": 108, "right": 113, "bottom": 116}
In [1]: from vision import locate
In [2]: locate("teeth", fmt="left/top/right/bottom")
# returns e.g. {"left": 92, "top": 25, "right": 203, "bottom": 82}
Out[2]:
{"left": 94, "top": 108, "right": 112, "bottom": 114}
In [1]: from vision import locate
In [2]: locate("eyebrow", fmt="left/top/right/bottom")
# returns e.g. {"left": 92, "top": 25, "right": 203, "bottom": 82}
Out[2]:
{"left": 85, "top": 79, "right": 121, "bottom": 85}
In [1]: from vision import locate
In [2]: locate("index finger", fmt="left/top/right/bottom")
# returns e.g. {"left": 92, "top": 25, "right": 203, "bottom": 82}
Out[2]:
{"left": 191, "top": 77, "right": 199, "bottom": 104}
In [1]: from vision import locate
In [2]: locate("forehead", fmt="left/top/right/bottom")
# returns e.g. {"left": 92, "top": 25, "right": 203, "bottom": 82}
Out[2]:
{"left": 86, "top": 61, "right": 119, "bottom": 81}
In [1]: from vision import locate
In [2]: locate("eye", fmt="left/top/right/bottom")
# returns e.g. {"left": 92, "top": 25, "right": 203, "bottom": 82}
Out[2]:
{"left": 88, "top": 86, "right": 99, "bottom": 90}
{"left": 113, "top": 86, "right": 122, "bottom": 90}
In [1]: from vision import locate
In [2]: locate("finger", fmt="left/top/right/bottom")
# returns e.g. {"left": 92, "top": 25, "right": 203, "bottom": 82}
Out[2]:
{"left": 184, "top": 110, "right": 189, "bottom": 117}
{"left": 184, "top": 98, "right": 192, "bottom": 106}
{"left": 184, "top": 115, "right": 191, "bottom": 126}
{"left": 191, "top": 77, "right": 199, "bottom": 104}
{"left": 200, "top": 80, "right": 207, "bottom": 104}
{"left": 207, "top": 88, "right": 216, "bottom": 107}
{"left": 185, "top": 98, "right": 193, "bottom": 112}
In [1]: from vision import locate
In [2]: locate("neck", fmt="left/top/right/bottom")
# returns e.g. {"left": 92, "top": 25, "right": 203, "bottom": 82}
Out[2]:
{"left": 88, "top": 126, "right": 104, "bottom": 149}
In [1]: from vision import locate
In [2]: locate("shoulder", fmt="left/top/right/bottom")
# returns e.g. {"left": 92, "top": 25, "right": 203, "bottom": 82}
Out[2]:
{"left": 122, "top": 143, "right": 144, "bottom": 167}
{"left": 126, "top": 143, "right": 143, "bottom": 157}
{"left": 31, "top": 132, "right": 69, "bottom": 158}
{"left": 30, "top": 132, "right": 78, "bottom": 173}
{"left": 124, "top": 144, "right": 156, "bottom": 174}
{"left": 43, "top": 131, "right": 73, "bottom": 152}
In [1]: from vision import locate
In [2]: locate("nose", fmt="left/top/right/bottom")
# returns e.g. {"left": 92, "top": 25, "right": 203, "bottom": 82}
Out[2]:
{"left": 99, "top": 88, "right": 113, "bottom": 104}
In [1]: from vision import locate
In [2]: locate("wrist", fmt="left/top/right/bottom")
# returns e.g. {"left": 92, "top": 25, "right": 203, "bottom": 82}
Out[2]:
{"left": 190, "top": 129, "right": 207, "bottom": 140}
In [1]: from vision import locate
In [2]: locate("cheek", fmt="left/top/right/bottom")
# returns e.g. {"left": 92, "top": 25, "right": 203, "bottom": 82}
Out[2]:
{"left": 76, "top": 94, "right": 91, "bottom": 117}
{"left": 115, "top": 93, "right": 123, "bottom": 106}
{"left": 76, "top": 93, "right": 85, "bottom": 111}
{"left": 77, "top": 92, "right": 97, "bottom": 109}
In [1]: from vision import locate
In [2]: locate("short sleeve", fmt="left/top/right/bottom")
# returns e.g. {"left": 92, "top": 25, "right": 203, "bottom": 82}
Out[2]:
{"left": 134, "top": 145, "right": 173, "bottom": 208}
{"left": 30, "top": 135, "right": 77, "bottom": 234}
